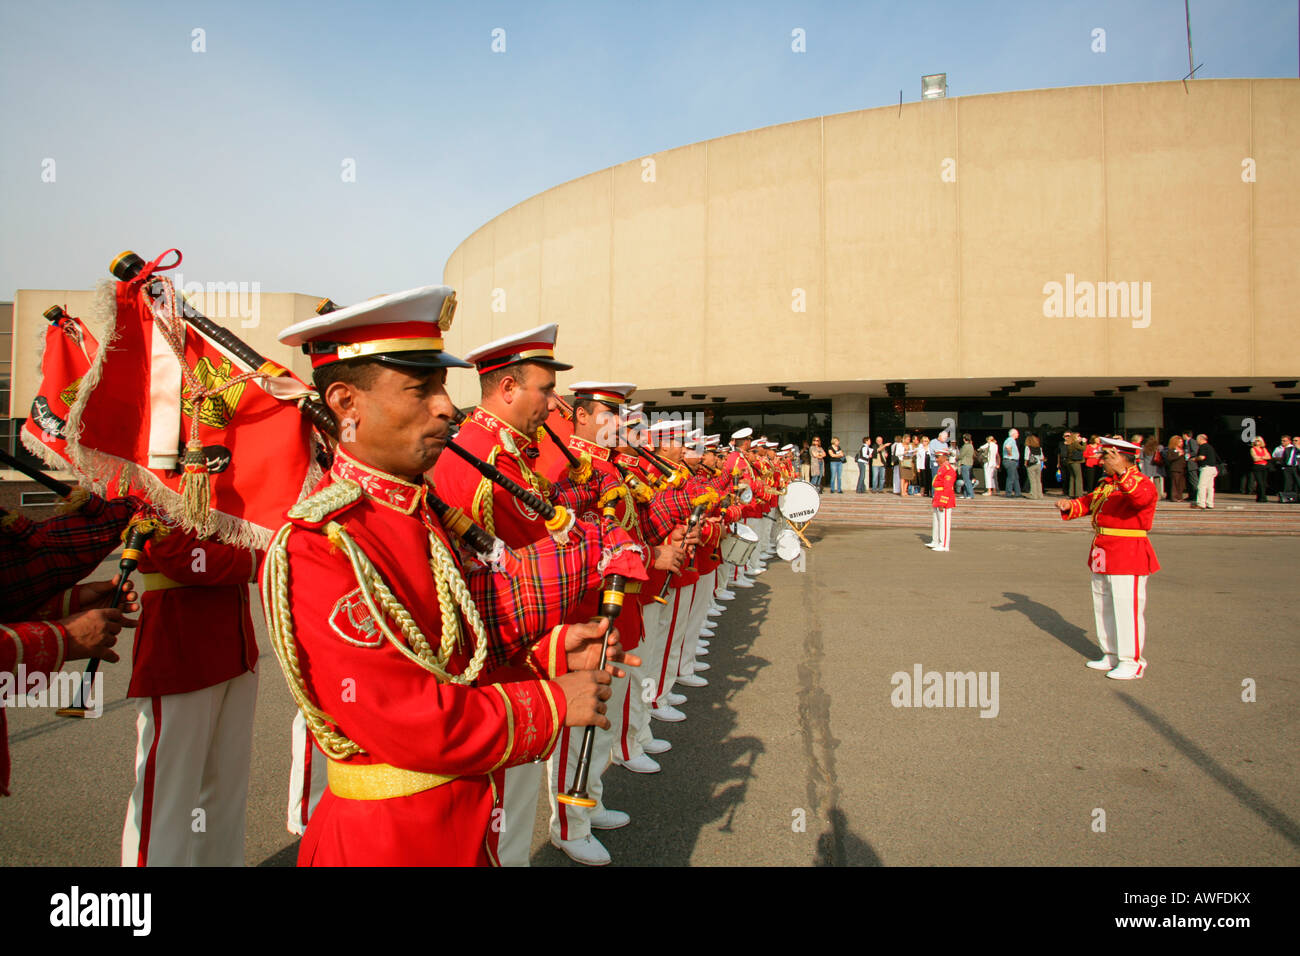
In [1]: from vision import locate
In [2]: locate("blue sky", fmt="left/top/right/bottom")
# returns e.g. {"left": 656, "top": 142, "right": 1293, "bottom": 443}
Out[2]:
{"left": 1, "top": 0, "right": 1295, "bottom": 303}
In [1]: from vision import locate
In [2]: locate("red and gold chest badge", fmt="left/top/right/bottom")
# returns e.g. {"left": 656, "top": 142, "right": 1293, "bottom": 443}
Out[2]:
{"left": 329, "top": 588, "right": 384, "bottom": 647}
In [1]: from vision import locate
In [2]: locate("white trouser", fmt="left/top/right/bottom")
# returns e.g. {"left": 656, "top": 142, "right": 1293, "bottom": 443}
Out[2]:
{"left": 1090, "top": 572, "right": 1148, "bottom": 672}
{"left": 496, "top": 762, "right": 544, "bottom": 866}
{"left": 122, "top": 670, "right": 258, "bottom": 867}
{"left": 1196, "top": 465, "right": 1217, "bottom": 507}
{"left": 548, "top": 672, "right": 628, "bottom": 842}
{"left": 983, "top": 463, "right": 996, "bottom": 490}
{"left": 930, "top": 508, "right": 952, "bottom": 549}
{"left": 619, "top": 598, "right": 671, "bottom": 763}
{"left": 287, "top": 710, "right": 328, "bottom": 835}
{"left": 743, "top": 520, "right": 765, "bottom": 573}
{"left": 650, "top": 583, "right": 696, "bottom": 712}
{"left": 677, "top": 575, "right": 715, "bottom": 679}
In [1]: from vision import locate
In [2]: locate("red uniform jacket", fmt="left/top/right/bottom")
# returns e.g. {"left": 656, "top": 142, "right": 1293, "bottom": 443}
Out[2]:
{"left": 546, "top": 436, "right": 650, "bottom": 650}
{"left": 1062, "top": 466, "right": 1161, "bottom": 575}
{"left": 129, "top": 527, "right": 259, "bottom": 698}
{"left": 931, "top": 463, "right": 957, "bottom": 510}
{"left": 272, "top": 449, "right": 628, "bottom": 866}
{"left": 1, "top": 618, "right": 66, "bottom": 796}
{"left": 432, "top": 406, "right": 551, "bottom": 547}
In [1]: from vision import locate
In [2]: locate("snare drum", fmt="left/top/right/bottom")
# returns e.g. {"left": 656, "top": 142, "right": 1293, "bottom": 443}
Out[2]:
{"left": 775, "top": 528, "right": 802, "bottom": 562}
{"left": 719, "top": 524, "right": 759, "bottom": 566}
{"left": 779, "top": 480, "right": 821, "bottom": 523}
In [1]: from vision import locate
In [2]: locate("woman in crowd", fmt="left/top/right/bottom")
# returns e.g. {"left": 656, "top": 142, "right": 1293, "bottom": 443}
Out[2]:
{"left": 1083, "top": 435, "right": 1102, "bottom": 492}
{"left": 958, "top": 434, "right": 976, "bottom": 498}
{"left": 1166, "top": 434, "right": 1187, "bottom": 501}
{"left": 891, "top": 434, "right": 905, "bottom": 494}
{"left": 855, "top": 436, "right": 872, "bottom": 493}
{"left": 827, "top": 437, "right": 846, "bottom": 494}
{"left": 872, "top": 437, "right": 888, "bottom": 492}
{"left": 1249, "top": 436, "right": 1271, "bottom": 502}
{"left": 914, "top": 434, "right": 930, "bottom": 497}
{"left": 810, "top": 437, "right": 826, "bottom": 492}
{"left": 981, "top": 435, "right": 999, "bottom": 496}
{"left": 1024, "top": 433, "right": 1044, "bottom": 499}
{"left": 799, "top": 441, "right": 811, "bottom": 482}
{"left": 1142, "top": 436, "right": 1166, "bottom": 498}
{"left": 900, "top": 436, "right": 917, "bottom": 495}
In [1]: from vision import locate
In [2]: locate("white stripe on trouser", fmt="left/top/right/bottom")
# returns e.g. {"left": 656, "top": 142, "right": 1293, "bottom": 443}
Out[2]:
{"left": 1090, "top": 572, "right": 1147, "bottom": 672}
{"left": 676, "top": 576, "right": 714, "bottom": 680}
{"left": 121, "top": 670, "right": 258, "bottom": 867}
{"left": 620, "top": 597, "right": 671, "bottom": 764}
{"left": 548, "top": 672, "right": 628, "bottom": 843}
{"left": 930, "top": 509, "right": 951, "bottom": 549}
{"left": 496, "top": 761, "right": 544, "bottom": 866}
{"left": 287, "top": 710, "right": 328, "bottom": 835}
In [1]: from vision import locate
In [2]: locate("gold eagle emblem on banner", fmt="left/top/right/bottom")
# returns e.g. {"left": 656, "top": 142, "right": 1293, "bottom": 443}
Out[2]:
{"left": 182, "top": 357, "right": 247, "bottom": 429}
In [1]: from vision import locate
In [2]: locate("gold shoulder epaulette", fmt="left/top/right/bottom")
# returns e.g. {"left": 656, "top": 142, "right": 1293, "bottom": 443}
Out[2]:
{"left": 287, "top": 477, "right": 364, "bottom": 526}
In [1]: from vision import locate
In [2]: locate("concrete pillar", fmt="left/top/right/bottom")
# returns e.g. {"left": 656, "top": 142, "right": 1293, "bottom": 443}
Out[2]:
{"left": 1122, "top": 392, "right": 1164, "bottom": 438}
{"left": 831, "top": 393, "right": 870, "bottom": 490}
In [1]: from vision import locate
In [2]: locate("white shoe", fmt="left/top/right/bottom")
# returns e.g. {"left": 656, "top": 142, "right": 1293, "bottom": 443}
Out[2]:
{"left": 715, "top": 589, "right": 736, "bottom": 600}
{"left": 616, "top": 753, "right": 662, "bottom": 773}
{"left": 589, "top": 808, "right": 631, "bottom": 830}
{"left": 699, "top": 629, "right": 715, "bottom": 639}
{"left": 1106, "top": 661, "right": 1145, "bottom": 680}
{"left": 935, "top": 547, "right": 950, "bottom": 552}
{"left": 644, "top": 737, "right": 672, "bottom": 754}
{"left": 651, "top": 705, "right": 686, "bottom": 722}
{"left": 692, "top": 661, "right": 711, "bottom": 672}
{"left": 709, "top": 601, "right": 724, "bottom": 611}
{"left": 677, "top": 673, "right": 708, "bottom": 687}
{"left": 550, "top": 834, "right": 611, "bottom": 866}
{"left": 925, "top": 542, "right": 938, "bottom": 549}
{"left": 749, "top": 565, "right": 766, "bottom": 575}
{"left": 695, "top": 645, "right": 709, "bottom": 656}
{"left": 733, "top": 577, "right": 755, "bottom": 588}
{"left": 707, "top": 608, "right": 723, "bottom": 618}
{"left": 1086, "top": 656, "right": 1116, "bottom": 671}
{"left": 697, "top": 639, "right": 710, "bottom": 648}
{"left": 666, "top": 692, "right": 688, "bottom": 706}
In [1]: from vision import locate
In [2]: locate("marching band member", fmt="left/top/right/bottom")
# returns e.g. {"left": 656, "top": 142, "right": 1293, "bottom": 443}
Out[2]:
{"left": 429, "top": 323, "right": 575, "bottom": 867}
{"left": 1058, "top": 436, "right": 1160, "bottom": 680}
{"left": 927, "top": 448, "right": 956, "bottom": 552}
{"left": 542, "top": 381, "right": 664, "bottom": 865}
{"left": 121, "top": 523, "right": 261, "bottom": 866}
{"left": 263, "top": 287, "right": 643, "bottom": 866}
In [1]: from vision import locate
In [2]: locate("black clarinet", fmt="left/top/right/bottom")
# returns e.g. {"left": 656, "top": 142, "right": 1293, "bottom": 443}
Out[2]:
{"left": 556, "top": 574, "right": 627, "bottom": 808}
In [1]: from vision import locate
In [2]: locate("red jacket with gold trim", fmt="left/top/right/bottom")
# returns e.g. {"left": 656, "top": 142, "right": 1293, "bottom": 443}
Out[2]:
{"left": 1061, "top": 466, "right": 1161, "bottom": 575}
{"left": 272, "top": 450, "right": 628, "bottom": 866}
{"left": 931, "top": 463, "right": 957, "bottom": 510}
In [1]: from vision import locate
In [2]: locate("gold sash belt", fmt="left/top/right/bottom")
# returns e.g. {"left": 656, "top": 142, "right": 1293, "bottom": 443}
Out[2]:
{"left": 327, "top": 760, "right": 458, "bottom": 800}
{"left": 141, "top": 572, "right": 185, "bottom": 592}
{"left": 1096, "top": 528, "right": 1148, "bottom": 537}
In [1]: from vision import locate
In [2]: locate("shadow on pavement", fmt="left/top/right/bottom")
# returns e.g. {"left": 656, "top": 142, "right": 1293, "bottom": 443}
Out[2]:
{"left": 1118, "top": 694, "right": 1300, "bottom": 850}
{"left": 992, "top": 590, "right": 1096, "bottom": 660}
{"left": 533, "top": 579, "right": 772, "bottom": 866}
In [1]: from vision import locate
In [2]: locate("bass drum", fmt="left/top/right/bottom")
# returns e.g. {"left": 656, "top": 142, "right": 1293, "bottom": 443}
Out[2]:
{"left": 779, "top": 480, "right": 821, "bottom": 523}
{"left": 718, "top": 523, "right": 759, "bottom": 567}
{"left": 775, "top": 528, "right": 802, "bottom": 562}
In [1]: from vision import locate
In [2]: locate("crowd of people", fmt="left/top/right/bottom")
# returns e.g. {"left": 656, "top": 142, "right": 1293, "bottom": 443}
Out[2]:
{"left": 792, "top": 428, "right": 1300, "bottom": 505}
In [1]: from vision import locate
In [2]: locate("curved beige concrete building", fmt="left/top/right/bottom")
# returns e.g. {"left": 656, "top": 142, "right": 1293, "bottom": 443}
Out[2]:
{"left": 443, "top": 78, "right": 1300, "bottom": 473}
